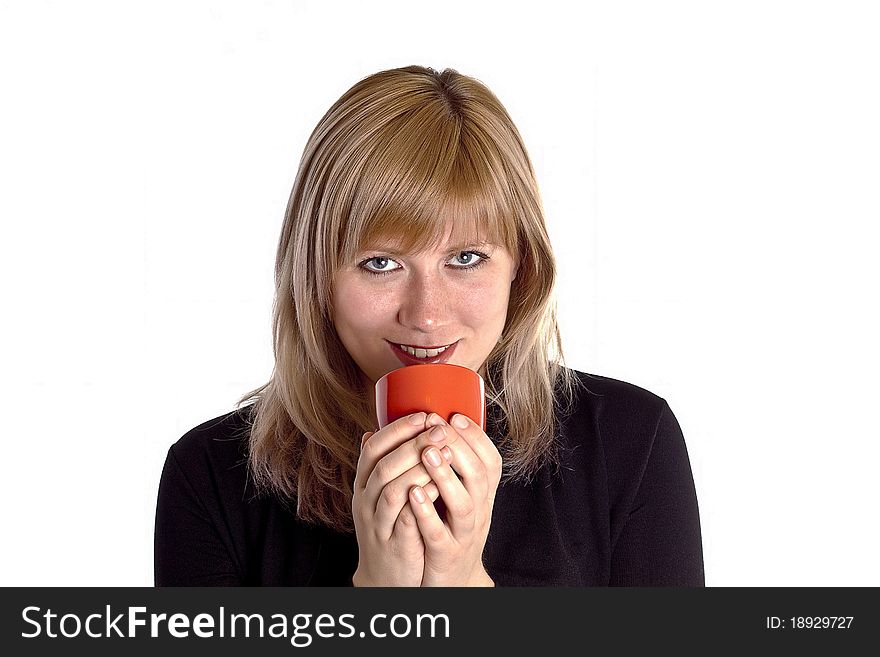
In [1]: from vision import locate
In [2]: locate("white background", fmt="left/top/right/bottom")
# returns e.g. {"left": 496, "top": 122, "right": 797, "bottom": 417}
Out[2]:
{"left": 1, "top": 0, "right": 878, "bottom": 586}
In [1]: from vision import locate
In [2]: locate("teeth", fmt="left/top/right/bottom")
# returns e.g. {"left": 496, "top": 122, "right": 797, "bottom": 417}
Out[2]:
{"left": 398, "top": 344, "right": 449, "bottom": 358}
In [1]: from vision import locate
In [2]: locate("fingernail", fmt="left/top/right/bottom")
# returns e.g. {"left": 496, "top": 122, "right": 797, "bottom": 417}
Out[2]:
{"left": 411, "top": 486, "right": 426, "bottom": 503}
{"left": 429, "top": 425, "right": 446, "bottom": 442}
{"left": 409, "top": 412, "right": 427, "bottom": 425}
{"left": 361, "top": 432, "right": 370, "bottom": 445}
{"left": 424, "top": 448, "right": 442, "bottom": 467}
{"left": 441, "top": 446, "right": 452, "bottom": 461}
{"left": 452, "top": 414, "right": 469, "bottom": 429}
{"left": 426, "top": 412, "right": 446, "bottom": 426}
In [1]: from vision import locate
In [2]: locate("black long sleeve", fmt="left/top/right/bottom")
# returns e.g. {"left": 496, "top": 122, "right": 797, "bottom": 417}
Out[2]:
{"left": 154, "top": 369, "right": 704, "bottom": 586}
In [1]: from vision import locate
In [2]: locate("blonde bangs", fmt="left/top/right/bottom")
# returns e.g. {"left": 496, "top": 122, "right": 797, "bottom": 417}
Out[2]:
{"left": 334, "top": 110, "right": 520, "bottom": 266}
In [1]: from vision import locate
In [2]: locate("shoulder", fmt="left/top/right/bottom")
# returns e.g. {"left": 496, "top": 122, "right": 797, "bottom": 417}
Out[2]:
{"left": 165, "top": 404, "right": 255, "bottom": 482}
{"left": 557, "top": 367, "right": 690, "bottom": 485}
{"left": 560, "top": 367, "right": 669, "bottom": 428}
{"left": 556, "top": 367, "right": 675, "bottom": 465}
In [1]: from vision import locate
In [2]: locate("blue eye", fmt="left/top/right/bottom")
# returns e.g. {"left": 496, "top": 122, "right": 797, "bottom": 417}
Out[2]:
{"left": 361, "top": 257, "right": 401, "bottom": 275}
{"left": 358, "top": 251, "right": 490, "bottom": 277}
{"left": 451, "top": 251, "right": 481, "bottom": 267}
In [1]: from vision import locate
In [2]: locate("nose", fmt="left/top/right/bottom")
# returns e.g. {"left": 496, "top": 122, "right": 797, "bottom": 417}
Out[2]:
{"left": 396, "top": 271, "right": 452, "bottom": 335}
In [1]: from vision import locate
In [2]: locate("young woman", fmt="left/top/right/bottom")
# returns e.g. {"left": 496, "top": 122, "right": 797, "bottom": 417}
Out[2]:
{"left": 154, "top": 65, "right": 705, "bottom": 586}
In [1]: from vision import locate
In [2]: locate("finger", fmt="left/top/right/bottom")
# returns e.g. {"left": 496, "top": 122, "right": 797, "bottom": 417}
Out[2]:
{"left": 408, "top": 482, "right": 450, "bottom": 549}
{"left": 434, "top": 425, "right": 486, "bottom": 499}
{"left": 422, "top": 480, "right": 440, "bottom": 502}
{"left": 391, "top": 481, "right": 441, "bottom": 542}
{"left": 393, "top": 503, "right": 423, "bottom": 544}
{"left": 448, "top": 413, "right": 498, "bottom": 464}
{"left": 449, "top": 413, "right": 504, "bottom": 495}
{"left": 374, "top": 452, "right": 451, "bottom": 542}
{"left": 375, "top": 463, "right": 432, "bottom": 541}
{"left": 354, "top": 412, "right": 426, "bottom": 491}
{"left": 421, "top": 445, "right": 475, "bottom": 540}
{"left": 426, "top": 415, "right": 489, "bottom": 506}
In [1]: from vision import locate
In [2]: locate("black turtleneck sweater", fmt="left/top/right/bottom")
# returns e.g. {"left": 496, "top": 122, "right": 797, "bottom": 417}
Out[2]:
{"left": 154, "top": 369, "right": 705, "bottom": 586}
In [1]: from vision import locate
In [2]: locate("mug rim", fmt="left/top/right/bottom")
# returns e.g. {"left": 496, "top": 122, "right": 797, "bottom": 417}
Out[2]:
{"left": 377, "top": 362, "right": 483, "bottom": 383}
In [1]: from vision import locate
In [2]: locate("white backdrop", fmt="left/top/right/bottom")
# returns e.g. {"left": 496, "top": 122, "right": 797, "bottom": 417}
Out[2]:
{"left": 2, "top": 0, "right": 878, "bottom": 586}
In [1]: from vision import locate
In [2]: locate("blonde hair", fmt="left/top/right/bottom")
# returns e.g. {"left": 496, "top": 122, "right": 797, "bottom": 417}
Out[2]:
{"left": 238, "top": 65, "right": 581, "bottom": 532}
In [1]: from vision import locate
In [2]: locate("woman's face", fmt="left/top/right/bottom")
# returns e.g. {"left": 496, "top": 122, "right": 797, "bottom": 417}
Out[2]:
{"left": 331, "top": 227, "right": 518, "bottom": 386}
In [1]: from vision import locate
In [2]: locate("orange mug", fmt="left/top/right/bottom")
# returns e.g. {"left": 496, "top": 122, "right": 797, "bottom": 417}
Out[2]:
{"left": 375, "top": 363, "right": 486, "bottom": 431}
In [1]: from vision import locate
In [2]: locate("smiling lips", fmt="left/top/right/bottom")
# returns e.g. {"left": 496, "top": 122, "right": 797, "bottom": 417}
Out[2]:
{"left": 398, "top": 343, "right": 452, "bottom": 358}
{"left": 388, "top": 340, "right": 459, "bottom": 365}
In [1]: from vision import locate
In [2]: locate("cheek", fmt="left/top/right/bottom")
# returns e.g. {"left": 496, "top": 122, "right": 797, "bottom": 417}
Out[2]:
{"left": 360, "top": 292, "right": 400, "bottom": 325}
{"left": 334, "top": 283, "right": 394, "bottom": 331}
{"left": 453, "top": 278, "right": 512, "bottom": 326}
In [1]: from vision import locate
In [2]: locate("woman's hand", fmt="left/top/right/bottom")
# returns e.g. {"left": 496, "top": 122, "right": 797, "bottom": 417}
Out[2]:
{"left": 408, "top": 412, "right": 502, "bottom": 587}
{"left": 351, "top": 412, "right": 451, "bottom": 586}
